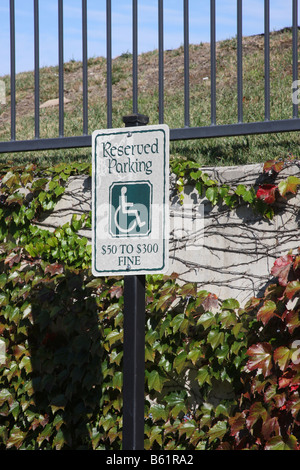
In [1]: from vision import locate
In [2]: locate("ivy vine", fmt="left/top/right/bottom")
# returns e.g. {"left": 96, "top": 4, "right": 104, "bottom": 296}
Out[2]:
{"left": 170, "top": 154, "right": 300, "bottom": 220}
{"left": 0, "top": 158, "right": 299, "bottom": 450}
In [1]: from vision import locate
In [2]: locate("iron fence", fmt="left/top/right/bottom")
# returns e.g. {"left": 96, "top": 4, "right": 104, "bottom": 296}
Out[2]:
{"left": 0, "top": 0, "right": 300, "bottom": 154}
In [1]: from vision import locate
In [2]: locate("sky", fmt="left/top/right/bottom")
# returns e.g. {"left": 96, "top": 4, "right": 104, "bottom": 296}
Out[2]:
{"left": 0, "top": 0, "right": 298, "bottom": 77}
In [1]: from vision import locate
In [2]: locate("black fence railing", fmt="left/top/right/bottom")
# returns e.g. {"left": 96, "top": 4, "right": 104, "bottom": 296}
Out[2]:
{"left": 0, "top": 0, "right": 299, "bottom": 153}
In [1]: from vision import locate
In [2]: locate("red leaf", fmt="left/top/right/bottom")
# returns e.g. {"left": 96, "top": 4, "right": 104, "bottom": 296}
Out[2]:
{"left": 285, "top": 310, "right": 300, "bottom": 335}
{"left": 44, "top": 263, "right": 64, "bottom": 276}
{"left": 278, "top": 370, "right": 296, "bottom": 389}
{"left": 271, "top": 254, "right": 294, "bottom": 286}
{"left": 293, "top": 255, "right": 300, "bottom": 271}
{"left": 284, "top": 280, "right": 300, "bottom": 300}
{"left": 246, "top": 402, "right": 268, "bottom": 429}
{"left": 257, "top": 300, "right": 277, "bottom": 326}
{"left": 279, "top": 377, "right": 292, "bottom": 389}
{"left": 202, "top": 293, "right": 218, "bottom": 311}
{"left": 263, "top": 160, "right": 284, "bottom": 174}
{"left": 261, "top": 417, "right": 280, "bottom": 441}
{"left": 247, "top": 342, "right": 273, "bottom": 377}
{"left": 109, "top": 285, "right": 123, "bottom": 299}
{"left": 229, "top": 412, "right": 245, "bottom": 436}
{"left": 263, "top": 160, "right": 276, "bottom": 173}
{"left": 256, "top": 184, "right": 277, "bottom": 204}
{"left": 4, "top": 250, "right": 21, "bottom": 268}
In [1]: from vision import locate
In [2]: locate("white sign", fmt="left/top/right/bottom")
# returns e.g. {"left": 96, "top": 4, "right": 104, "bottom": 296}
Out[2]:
{"left": 92, "top": 124, "right": 169, "bottom": 276}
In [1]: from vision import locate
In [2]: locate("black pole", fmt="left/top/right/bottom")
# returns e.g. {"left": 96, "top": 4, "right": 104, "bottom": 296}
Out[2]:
{"left": 122, "top": 113, "right": 149, "bottom": 451}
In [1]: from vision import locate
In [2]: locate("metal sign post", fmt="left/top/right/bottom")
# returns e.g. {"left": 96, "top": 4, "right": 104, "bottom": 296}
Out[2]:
{"left": 92, "top": 114, "right": 169, "bottom": 450}
{"left": 123, "top": 113, "right": 147, "bottom": 451}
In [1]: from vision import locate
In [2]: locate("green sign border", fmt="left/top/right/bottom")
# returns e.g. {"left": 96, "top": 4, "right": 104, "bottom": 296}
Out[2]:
{"left": 93, "top": 127, "right": 168, "bottom": 275}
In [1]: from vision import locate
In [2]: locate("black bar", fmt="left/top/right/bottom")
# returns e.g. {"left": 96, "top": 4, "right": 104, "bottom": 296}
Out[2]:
{"left": 34, "top": 0, "right": 40, "bottom": 139}
{"left": 183, "top": 0, "right": 190, "bottom": 127}
{"left": 170, "top": 118, "right": 300, "bottom": 140}
{"left": 132, "top": 0, "right": 138, "bottom": 114}
{"left": 210, "top": 0, "right": 216, "bottom": 125}
{"left": 82, "top": 0, "right": 88, "bottom": 135}
{"left": 3, "top": 116, "right": 300, "bottom": 154}
{"left": 122, "top": 113, "right": 148, "bottom": 451}
{"left": 293, "top": 0, "right": 298, "bottom": 118}
{"left": 106, "top": 0, "right": 112, "bottom": 128}
{"left": 158, "top": 0, "right": 164, "bottom": 124}
{"left": 58, "top": 0, "right": 64, "bottom": 137}
{"left": 123, "top": 275, "right": 145, "bottom": 451}
{"left": 264, "top": 0, "right": 270, "bottom": 121}
{"left": 10, "top": 0, "right": 16, "bottom": 141}
{"left": 0, "top": 135, "right": 91, "bottom": 153}
{"left": 237, "top": 0, "right": 243, "bottom": 123}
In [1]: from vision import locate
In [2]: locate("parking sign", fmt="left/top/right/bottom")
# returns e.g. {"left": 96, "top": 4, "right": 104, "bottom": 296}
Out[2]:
{"left": 92, "top": 124, "right": 169, "bottom": 276}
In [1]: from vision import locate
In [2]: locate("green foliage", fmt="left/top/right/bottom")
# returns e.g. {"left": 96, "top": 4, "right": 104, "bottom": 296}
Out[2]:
{"left": 0, "top": 161, "right": 299, "bottom": 450}
{"left": 170, "top": 154, "right": 300, "bottom": 220}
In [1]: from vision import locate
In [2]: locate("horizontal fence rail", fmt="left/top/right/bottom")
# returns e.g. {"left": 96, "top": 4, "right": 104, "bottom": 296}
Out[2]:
{"left": 0, "top": 0, "right": 299, "bottom": 154}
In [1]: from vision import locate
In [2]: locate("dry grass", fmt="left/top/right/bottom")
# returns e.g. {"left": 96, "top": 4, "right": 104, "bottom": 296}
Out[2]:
{"left": 0, "top": 27, "right": 299, "bottom": 166}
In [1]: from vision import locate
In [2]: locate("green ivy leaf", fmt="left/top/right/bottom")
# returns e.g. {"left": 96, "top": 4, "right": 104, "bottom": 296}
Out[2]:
{"left": 278, "top": 176, "right": 300, "bottom": 197}
{"left": 173, "top": 351, "right": 188, "bottom": 373}
{"left": 273, "top": 346, "right": 292, "bottom": 372}
{"left": 170, "top": 313, "right": 186, "bottom": 333}
{"left": 206, "top": 187, "right": 219, "bottom": 205}
{"left": 0, "top": 273, "right": 7, "bottom": 288}
{"left": 178, "top": 420, "right": 196, "bottom": 439}
{"left": 207, "top": 420, "right": 227, "bottom": 443}
{"left": 112, "top": 371, "right": 123, "bottom": 391}
{"left": 187, "top": 348, "right": 203, "bottom": 365}
{"left": 197, "top": 311, "right": 216, "bottom": 329}
{"left": 207, "top": 329, "right": 224, "bottom": 350}
{"left": 2, "top": 171, "right": 20, "bottom": 188}
{"left": 147, "top": 370, "right": 164, "bottom": 393}
{"left": 265, "top": 435, "right": 298, "bottom": 451}
{"left": 6, "top": 426, "right": 26, "bottom": 449}
{"left": 150, "top": 404, "right": 167, "bottom": 422}
{"left": 53, "top": 428, "right": 67, "bottom": 450}
{"left": 196, "top": 367, "right": 211, "bottom": 386}
{"left": 221, "top": 298, "right": 239, "bottom": 310}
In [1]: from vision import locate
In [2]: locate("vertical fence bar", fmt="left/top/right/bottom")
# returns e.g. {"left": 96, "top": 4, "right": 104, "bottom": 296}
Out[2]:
{"left": 34, "top": 0, "right": 40, "bottom": 139}
{"left": 237, "top": 0, "right": 243, "bottom": 123}
{"left": 210, "top": 0, "right": 216, "bottom": 125}
{"left": 264, "top": 0, "right": 270, "bottom": 121}
{"left": 82, "top": 0, "right": 88, "bottom": 135}
{"left": 132, "top": 0, "right": 138, "bottom": 114}
{"left": 183, "top": 0, "right": 190, "bottom": 127}
{"left": 293, "top": 0, "right": 298, "bottom": 118}
{"left": 158, "top": 0, "right": 164, "bottom": 124}
{"left": 58, "top": 0, "right": 64, "bottom": 137}
{"left": 10, "top": 0, "right": 16, "bottom": 141}
{"left": 106, "top": 0, "right": 112, "bottom": 128}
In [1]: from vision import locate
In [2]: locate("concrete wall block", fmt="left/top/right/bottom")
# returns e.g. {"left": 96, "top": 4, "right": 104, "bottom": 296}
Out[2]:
{"left": 38, "top": 164, "right": 300, "bottom": 305}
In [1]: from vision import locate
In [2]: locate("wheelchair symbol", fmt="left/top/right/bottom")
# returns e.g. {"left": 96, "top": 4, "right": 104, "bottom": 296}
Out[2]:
{"left": 109, "top": 181, "right": 152, "bottom": 238}
{"left": 115, "top": 186, "right": 146, "bottom": 234}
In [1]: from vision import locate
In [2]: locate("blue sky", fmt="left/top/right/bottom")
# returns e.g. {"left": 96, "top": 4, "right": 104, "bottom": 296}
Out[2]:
{"left": 0, "top": 0, "right": 298, "bottom": 76}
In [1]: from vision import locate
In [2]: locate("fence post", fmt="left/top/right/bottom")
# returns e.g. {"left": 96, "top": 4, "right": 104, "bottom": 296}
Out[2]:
{"left": 122, "top": 113, "right": 149, "bottom": 451}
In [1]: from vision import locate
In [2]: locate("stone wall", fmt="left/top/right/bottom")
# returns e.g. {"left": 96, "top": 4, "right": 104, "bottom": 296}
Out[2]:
{"left": 38, "top": 163, "right": 300, "bottom": 306}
